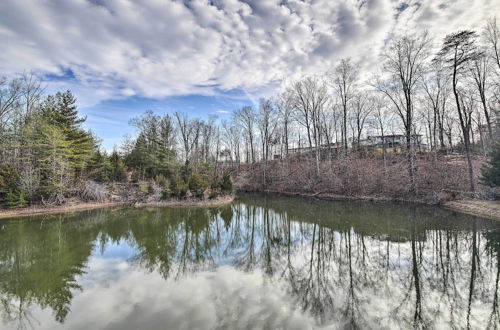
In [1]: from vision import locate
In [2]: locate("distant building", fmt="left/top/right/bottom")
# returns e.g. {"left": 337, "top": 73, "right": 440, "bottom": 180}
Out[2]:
{"left": 360, "top": 134, "right": 428, "bottom": 153}
{"left": 275, "top": 142, "right": 343, "bottom": 159}
{"left": 274, "top": 135, "right": 428, "bottom": 159}
{"left": 288, "top": 142, "right": 343, "bottom": 154}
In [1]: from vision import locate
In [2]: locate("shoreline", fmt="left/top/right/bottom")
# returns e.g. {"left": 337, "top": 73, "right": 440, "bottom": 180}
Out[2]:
{"left": 255, "top": 189, "right": 431, "bottom": 205}
{"left": 443, "top": 199, "right": 500, "bottom": 221}
{"left": 0, "top": 195, "right": 235, "bottom": 219}
{"left": 253, "top": 190, "right": 500, "bottom": 221}
{"left": 0, "top": 201, "right": 129, "bottom": 219}
{"left": 1, "top": 191, "right": 498, "bottom": 222}
{"left": 132, "top": 195, "right": 235, "bottom": 208}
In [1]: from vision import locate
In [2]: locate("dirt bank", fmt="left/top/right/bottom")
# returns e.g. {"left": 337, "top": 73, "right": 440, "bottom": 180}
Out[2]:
{"left": 132, "top": 195, "right": 235, "bottom": 208}
{"left": 443, "top": 199, "right": 500, "bottom": 221}
{"left": 0, "top": 195, "right": 235, "bottom": 219}
{"left": 0, "top": 201, "right": 128, "bottom": 219}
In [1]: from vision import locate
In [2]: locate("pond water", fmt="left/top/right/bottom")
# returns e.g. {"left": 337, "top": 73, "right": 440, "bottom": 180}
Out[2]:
{"left": 0, "top": 195, "right": 499, "bottom": 330}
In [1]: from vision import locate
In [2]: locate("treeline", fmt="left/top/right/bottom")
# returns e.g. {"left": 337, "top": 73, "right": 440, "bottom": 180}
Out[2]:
{"left": 1, "top": 19, "right": 500, "bottom": 208}
{"left": 121, "top": 111, "right": 232, "bottom": 198}
{"left": 218, "top": 18, "right": 500, "bottom": 194}
{"left": 0, "top": 80, "right": 98, "bottom": 207}
{"left": 0, "top": 78, "right": 232, "bottom": 208}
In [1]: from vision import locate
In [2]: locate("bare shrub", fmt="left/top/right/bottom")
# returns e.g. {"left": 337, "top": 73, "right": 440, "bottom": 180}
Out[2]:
{"left": 239, "top": 153, "right": 481, "bottom": 202}
{"left": 80, "top": 181, "right": 109, "bottom": 202}
{"left": 150, "top": 183, "right": 163, "bottom": 201}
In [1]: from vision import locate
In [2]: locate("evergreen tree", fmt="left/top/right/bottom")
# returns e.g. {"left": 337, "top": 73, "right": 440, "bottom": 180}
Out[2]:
{"left": 87, "top": 150, "right": 112, "bottom": 182}
{"left": 4, "top": 190, "right": 27, "bottom": 208}
{"left": 109, "top": 149, "right": 127, "bottom": 181}
{"left": 0, "top": 164, "right": 27, "bottom": 208}
{"left": 41, "top": 91, "right": 94, "bottom": 173}
{"left": 36, "top": 122, "right": 72, "bottom": 197}
{"left": 481, "top": 142, "right": 500, "bottom": 187}
{"left": 42, "top": 91, "right": 85, "bottom": 128}
{"left": 481, "top": 109, "right": 500, "bottom": 187}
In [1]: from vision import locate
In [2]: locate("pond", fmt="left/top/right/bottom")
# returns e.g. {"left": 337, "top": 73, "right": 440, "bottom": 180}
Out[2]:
{"left": 0, "top": 195, "right": 499, "bottom": 330}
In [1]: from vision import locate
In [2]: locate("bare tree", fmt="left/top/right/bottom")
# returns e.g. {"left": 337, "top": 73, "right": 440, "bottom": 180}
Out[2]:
{"left": 438, "top": 30, "right": 481, "bottom": 191}
{"left": 484, "top": 17, "right": 500, "bottom": 71}
{"left": 0, "top": 77, "right": 23, "bottom": 131}
{"left": 20, "top": 72, "right": 45, "bottom": 124}
{"left": 470, "top": 51, "right": 493, "bottom": 142}
{"left": 331, "top": 58, "right": 358, "bottom": 153}
{"left": 374, "top": 32, "right": 431, "bottom": 194}
{"left": 174, "top": 112, "right": 199, "bottom": 166}
{"left": 289, "top": 77, "right": 329, "bottom": 176}
{"left": 350, "top": 92, "right": 373, "bottom": 149}
{"left": 421, "top": 61, "right": 450, "bottom": 151}
{"left": 234, "top": 106, "right": 257, "bottom": 163}
{"left": 372, "top": 95, "right": 392, "bottom": 168}
{"left": 221, "top": 119, "right": 241, "bottom": 168}
{"left": 258, "top": 98, "right": 278, "bottom": 187}
{"left": 275, "top": 91, "right": 294, "bottom": 156}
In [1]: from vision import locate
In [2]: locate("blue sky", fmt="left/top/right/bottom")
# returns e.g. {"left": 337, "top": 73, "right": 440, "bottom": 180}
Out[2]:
{"left": 1, "top": 0, "right": 497, "bottom": 150}
{"left": 80, "top": 92, "right": 254, "bottom": 150}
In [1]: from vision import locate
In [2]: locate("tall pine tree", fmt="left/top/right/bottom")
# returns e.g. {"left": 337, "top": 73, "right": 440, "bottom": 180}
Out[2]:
{"left": 41, "top": 91, "right": 94, "bottom": 173}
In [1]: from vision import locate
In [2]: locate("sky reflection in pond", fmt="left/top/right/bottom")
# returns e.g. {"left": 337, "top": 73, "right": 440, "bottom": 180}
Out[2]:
{"left": 0, "top": 195, "right": 499, "bottom": 329}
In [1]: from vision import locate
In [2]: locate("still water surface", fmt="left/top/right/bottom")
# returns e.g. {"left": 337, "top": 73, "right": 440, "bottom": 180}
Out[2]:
{"left": 0, "top": 195, "right": 499, "bottom": 330}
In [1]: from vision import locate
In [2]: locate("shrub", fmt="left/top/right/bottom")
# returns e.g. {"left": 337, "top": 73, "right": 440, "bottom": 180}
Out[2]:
{"left": 80, "top": 181, "right": 109, "bottom": 202}
{"left": 139, "top": 183, "right": 150, "bottom": 193}
{"left": 130, "top": 171, "right": 140, "bottom": 183}
{"left": 162, "top": 187, "right": 173, "bottom": 199}
{"left": 188, "top": 173, "right": 208, "bottom": 197}
{"left": 220, "top": 172, "right": 233, "bottom": 194}
{"left": 0, "top": 164, "right": 20, "bottom": 193}
{"left": 155, "top": 174, "right": 167, "bottom": 186}
{"left": 112, "top": 160, "right": 127, "bottom": 182}
{"left": 4, "top": 190, "right": 27, "bottom": 209}
{"left": 170, "top": 177, "right": 188, "bottom": 197}
{"left": 481, "top": 142, "right": 500, "bottom": 187}
{"left": 0, "top": 164, "right": 27, "bottom": 208}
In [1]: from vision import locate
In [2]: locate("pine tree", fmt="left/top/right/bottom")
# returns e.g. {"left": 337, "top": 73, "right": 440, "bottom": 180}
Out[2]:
{"left": 42, "top": 91, "right": 84, "bottom": 128}
{"left": 4, "top": 190, "right": 27, "bottom": 208}
{"left": 481, "top": 109, "right": 500, "bottom": 187}
{"left": 109, "top": 149, "right": 127, "bottom": 181}
{"left": 481, "top": 142, "right": 500, "bottom": 187}
{"left": 41, "top": 91, "right": 95, "bottom": 173}
{"left": 88, "top": 150, "right": 112, "bottom": 182}
{"left": 36, "top": 122, "right": 72, "bottom": 196}
{"left": 0, "top": 164, "right": 27, "bottom": 208}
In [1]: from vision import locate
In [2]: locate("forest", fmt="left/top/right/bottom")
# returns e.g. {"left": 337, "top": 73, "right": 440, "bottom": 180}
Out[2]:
{"left": 1, "top": 19, "right": 500, "bottom": 209}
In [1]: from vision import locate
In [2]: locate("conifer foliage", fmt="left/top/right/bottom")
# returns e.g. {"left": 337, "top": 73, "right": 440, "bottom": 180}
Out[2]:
{"left": 480, "top": 111, "right": 500, "bottom": 188}
{"left": 0, "top": 76, "right": 233, "bottom": 208}
{"left": 0, "top": 78, "right": 97, "bottom": 207}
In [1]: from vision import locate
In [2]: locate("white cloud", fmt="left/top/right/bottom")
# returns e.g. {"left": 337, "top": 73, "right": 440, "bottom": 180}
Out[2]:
{"left": 15, "top": 263, "right": 316, "bottom": 330}
{"left": 0, "top": 0, "right": 498, "bottom": 105}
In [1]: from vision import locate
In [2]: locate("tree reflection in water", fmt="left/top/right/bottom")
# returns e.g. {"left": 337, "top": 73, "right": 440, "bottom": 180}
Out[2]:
{"left": 0, "top": 194, "right": 499, "bottom": 329}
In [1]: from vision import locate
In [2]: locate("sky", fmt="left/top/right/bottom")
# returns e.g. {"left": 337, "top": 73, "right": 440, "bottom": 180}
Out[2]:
{"left": 1, "top": 0, "right": 499, "bottom": 150}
